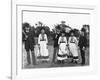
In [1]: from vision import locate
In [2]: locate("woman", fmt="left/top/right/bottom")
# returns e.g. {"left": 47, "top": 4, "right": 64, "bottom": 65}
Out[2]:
{"left": 57, "top": 31, "right": 69, "bottom": 64}
{"left": 68, "top": 30, "right": 79, "bottom": 63}
{"left": 38, "top": 28, "right": 49, "bottom": 62}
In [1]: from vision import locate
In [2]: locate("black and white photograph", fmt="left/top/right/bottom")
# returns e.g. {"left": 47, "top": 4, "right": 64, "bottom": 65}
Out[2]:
{"left": 22, "top": 9, "right": 90, "bottom": 69}
{"left": 10, "top": 0, "right": 97, "bottom": 80}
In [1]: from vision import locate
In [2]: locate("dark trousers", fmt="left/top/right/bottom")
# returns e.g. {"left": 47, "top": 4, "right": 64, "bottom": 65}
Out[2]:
{"left": 80, "top": 49, "right": 85, "bottom": 65}
{"left": 31, "top": 51, "right": 36, "bottom": 65}
{"left": 26, "top": 50, "right": 36, "bottom": 65}
{"left": 27, "top": 51, "right": 31, "bottom": 64}
{"left": 52, "top": 47, "right": 58, "bottom": 63}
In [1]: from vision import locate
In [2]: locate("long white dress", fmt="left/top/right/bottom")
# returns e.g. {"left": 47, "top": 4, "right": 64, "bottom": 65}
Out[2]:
{"left": 68, "top": 36, "right": 78, "bottom": 57}
{"left": 57, "top": 36, "right": 69, "bottom": 61}
{"left": 38, "top": 34, "right": 49, "bottom": 58}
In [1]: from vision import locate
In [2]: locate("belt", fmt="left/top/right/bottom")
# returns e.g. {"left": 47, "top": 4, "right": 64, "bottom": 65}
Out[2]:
{"left": 60, "top": 42, "right": 66, "bottom": 43}
{"left": 70, "top": 42, "right": 75, "bottom": 43}
{"left": 40, "top": 40, "right": 46, "bottom": 41}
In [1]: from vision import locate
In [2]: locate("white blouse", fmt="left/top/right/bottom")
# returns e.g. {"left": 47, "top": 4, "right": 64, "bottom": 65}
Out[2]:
{"left": 38, "top": 34, "right": 48, "bottom": 44}
{"left": 68, "top": 36, "right": 78, "bottom": 45}
{"left": 58, "top": 36, "right": 67, "bottom": 45}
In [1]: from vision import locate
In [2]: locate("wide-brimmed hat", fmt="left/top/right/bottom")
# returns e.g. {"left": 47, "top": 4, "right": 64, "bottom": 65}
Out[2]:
{"left": 22, "top": 22, "right": 30, "bottom": 30}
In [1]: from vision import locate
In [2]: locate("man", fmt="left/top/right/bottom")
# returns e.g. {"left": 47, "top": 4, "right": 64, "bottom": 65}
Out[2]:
{"left": 22, "top": 23, "right": 36, "bottom": 65}
{"left": 52, "top": 29, "right": 60, "bottom": 63}
{"left": 78, "top": 28, "right": 87, "bottom": 65}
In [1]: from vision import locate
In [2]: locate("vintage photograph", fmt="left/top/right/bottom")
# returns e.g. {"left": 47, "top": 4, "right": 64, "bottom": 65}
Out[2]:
{"left": 22, "top": 10, "right": 90, "bottom": 69}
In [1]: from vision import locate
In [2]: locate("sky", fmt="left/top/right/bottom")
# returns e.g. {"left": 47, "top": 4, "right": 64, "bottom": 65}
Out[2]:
{"left": 23, "top": 11, "right": 91, "bottom": 30}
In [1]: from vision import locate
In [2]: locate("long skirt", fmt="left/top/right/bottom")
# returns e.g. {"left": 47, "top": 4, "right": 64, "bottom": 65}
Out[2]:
{"left": 69, "top": 43, "right": 78, "bottom": 57}
{"left": 39, "top": 41, "right": 49, "bottom": 59}
{"left": 57, "top": 43, "right": 68, "bottom": 61}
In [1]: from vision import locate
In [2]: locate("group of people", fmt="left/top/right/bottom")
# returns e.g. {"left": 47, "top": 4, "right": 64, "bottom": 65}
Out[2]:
{"left": 22, "top": 22, "right": 89, "bottom": 66}
{"left": 52, "top": 27, "right": 89, "bottom": 65}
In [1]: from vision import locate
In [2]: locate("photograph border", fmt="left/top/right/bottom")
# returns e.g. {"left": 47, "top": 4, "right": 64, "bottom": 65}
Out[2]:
{"left": 11, "top": 2, "right": 97, "bottom": 80}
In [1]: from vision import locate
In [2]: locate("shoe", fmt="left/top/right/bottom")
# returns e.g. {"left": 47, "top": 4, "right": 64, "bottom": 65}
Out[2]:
{"left": 75, "top": 61, "right": 78, "bottom": 64}
{"left": 81, "top": 63, "right": 85, "bottom": 66}
{"left": 62, "top": 60, "right": 65, "bottom": 64}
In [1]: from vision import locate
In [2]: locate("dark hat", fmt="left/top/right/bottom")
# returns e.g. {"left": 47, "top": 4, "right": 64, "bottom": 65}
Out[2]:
{"left": 69, "top": 29, "right": 75, "bottom": 35}
{"left": 83, "top": 24, "right": 87, "bottom": 27}
{"left": 69, "top": 29, "right": 74, "bottom": 33}
{"left": 40, "top": 27, "right": 45, "bottom": 31}
{"left": 81, "top": 28, "right": 85, "bottom": 32}
{"left": 22, "top": 23, "right": 30, "bottom": 30}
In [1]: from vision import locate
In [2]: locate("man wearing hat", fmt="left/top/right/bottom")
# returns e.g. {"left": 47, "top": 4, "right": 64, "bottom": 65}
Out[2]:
{"left": 22, "top": 23, "right": 36, "bottom": 65}
{"left": 52, "top": 29, "right": 60, "bottom": 63}
{"left": 78, "top": 28, "right": 87, "bottom": 65}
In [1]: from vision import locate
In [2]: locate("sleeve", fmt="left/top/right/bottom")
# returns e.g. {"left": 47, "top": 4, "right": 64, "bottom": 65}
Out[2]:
{"left": 83, "top": 37, "right": 87, "bottom": 48}
{"left": 45, "top": 34, "right": 48, "bottom": 44}
{"left": 30, "top": 32, "right": 35, "bottom": 45}
{"left": 58, "top": 37, "right": 61, "bottom": 45}
{"left": 53, "top": 34, "right": 56, "bottom": 40}
{"left": 22, "top": 31, "right": 25, "bottom": 42}
{"left": 38, "top": 34, "right": 41, "bottom": 45}
{"left": 68, "top": 37, "right": 71, "bottom": 45}
{"left": 65, "top": 37, "right": 68, "bottom": 45}
{"left": 74, "top": 37, "right": 78, "bottom": 45}
{"left": 78, "top": 36, "right": 81, "bottom": 47}
{"left": 32, "top": 35, "right": 35, "bottom": 45}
